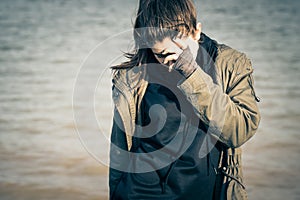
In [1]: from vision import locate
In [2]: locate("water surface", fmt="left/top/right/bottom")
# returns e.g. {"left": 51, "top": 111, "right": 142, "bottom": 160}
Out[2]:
{"left": 0, "top": 0, "right": 299, "bottom": 199}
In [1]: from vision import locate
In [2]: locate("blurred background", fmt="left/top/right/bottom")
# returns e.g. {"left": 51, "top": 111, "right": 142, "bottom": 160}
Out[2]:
{"left": 0, "top": 0, "right": 299, "bottom": 199}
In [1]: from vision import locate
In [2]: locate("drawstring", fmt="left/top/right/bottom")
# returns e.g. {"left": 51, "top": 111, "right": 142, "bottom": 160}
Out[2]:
{"left": 160, "top": 122, "right": 190, "bottom": 193}
{"left": 207, "top": 136, "right": 210, "bottom": 176}
{"left": 206, "top": 135, "right": 217, "bottom": 176}
{"left": 160, "top": 161, "right": 177, "bottom": 194}
{"left": 221, "top": 168, "right": 246, "bottom": 190}
{"left": 215, "top": 147, "right": 246, "bottom": 191}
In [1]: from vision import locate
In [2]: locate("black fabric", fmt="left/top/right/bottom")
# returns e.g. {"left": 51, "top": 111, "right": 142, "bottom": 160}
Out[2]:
{"left": 112, "top": 64, "right": 221, "bottom": 200}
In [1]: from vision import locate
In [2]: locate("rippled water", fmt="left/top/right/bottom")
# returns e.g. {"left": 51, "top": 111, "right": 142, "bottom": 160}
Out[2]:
{"left": 0, "top": 0, "right": 299, "bottom": 199}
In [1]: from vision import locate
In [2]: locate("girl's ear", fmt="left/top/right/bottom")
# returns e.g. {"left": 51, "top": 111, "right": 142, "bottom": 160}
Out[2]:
{"left": 193, "top": 22, "right": 202, "bottom": 41}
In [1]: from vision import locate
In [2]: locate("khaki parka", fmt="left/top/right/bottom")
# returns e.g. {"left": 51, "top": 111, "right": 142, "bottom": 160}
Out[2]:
{"left": 110, "top": 33, "right": 261, "bottom": 200}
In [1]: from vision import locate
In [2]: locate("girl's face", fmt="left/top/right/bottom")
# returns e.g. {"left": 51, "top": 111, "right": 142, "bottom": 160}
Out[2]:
{"left": 151, "top": 23, "right": 202, "bottom": 65}
{"left": 151, "top": 36, "right": 199, "bottom": 66}
{"left": 151, "top": 37, "right": 183, "bottom": 65}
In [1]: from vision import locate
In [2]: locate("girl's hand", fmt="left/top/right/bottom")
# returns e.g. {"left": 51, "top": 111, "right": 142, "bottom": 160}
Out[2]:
{"left": 162, "top": 38, "right": 186, "bottom": 71}
{"left": 163, "top": 37, "right": 197, "bottom": 73}
{"left": 151, "top": 36, "right": 199, "bottom": 74}
{"left": 168, "top": 37, "right": 198, "bottom": 78}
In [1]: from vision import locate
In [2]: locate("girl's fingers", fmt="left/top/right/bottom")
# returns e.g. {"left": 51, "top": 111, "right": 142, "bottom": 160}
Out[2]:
{"left": 168, "top": 63, "right": 174, "bottom": 72}
{"left": 172, "top": 37, "right": 188, "bottom": 50}
{"left": 163, "top": 54, "right": 179, "bottom": 65}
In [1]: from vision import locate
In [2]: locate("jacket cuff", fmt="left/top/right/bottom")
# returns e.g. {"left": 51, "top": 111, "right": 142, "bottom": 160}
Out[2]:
{"left": 177, "top": 67, "right": 211, "bottom": 94}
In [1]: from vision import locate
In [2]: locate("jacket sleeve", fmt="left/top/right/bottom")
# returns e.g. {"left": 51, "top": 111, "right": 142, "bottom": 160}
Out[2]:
{"left": 177, "top": 54, "right": 261, "bottom": 148}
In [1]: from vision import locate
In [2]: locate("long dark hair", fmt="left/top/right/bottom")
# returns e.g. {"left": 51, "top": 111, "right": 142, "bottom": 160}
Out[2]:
{"left": 111, "top": 0, "right": 198, "bottom": 69}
